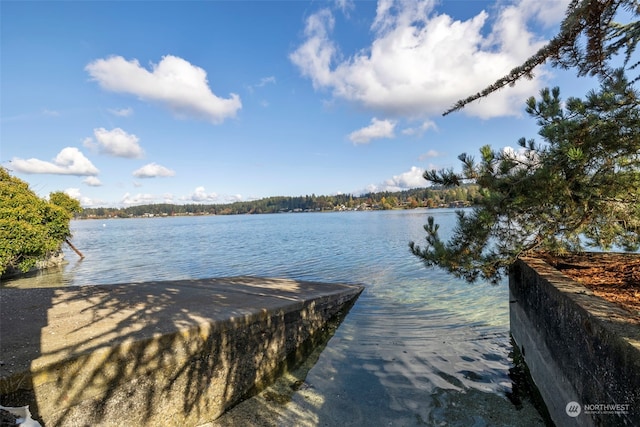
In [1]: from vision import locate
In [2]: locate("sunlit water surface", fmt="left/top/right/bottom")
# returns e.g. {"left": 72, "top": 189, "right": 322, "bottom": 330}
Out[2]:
{"left": 4, "top": 209, "right": 547, "bottom": 426}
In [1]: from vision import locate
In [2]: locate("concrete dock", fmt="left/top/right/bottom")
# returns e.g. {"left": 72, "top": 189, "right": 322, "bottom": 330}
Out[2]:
{"left": 0, "top": 277, "right": 364, "bottom": 426}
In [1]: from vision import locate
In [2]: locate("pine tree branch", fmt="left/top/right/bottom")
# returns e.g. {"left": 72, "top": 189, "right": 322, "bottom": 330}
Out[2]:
{"left": 443, "top": 0, "right": 632, "bottom": 116}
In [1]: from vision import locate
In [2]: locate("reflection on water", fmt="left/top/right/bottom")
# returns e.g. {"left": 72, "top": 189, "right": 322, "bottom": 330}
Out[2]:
{"left": 3, "top": 209, "right": 549, "bottom": 425}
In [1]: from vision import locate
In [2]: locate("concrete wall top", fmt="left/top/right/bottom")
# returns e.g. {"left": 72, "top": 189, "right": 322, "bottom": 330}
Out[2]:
{"left": 510, "top": 256, "right": 640, "bottom": 427}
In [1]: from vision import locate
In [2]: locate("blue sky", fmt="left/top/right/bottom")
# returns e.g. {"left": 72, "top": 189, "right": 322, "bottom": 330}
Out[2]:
{"left": 1, "top": 0, "right": 606, "bottom": 207}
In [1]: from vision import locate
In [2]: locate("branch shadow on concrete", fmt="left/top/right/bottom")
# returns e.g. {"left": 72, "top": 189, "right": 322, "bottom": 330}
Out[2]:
{"left": 0, "top": 277, "right": 362, "bottom": 426}
{"left": 1, "top": 286, "right": 49, "bottom": 426}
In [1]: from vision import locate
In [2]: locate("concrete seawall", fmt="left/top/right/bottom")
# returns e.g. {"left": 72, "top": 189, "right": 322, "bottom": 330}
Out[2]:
{"left": 510, "top": 257, "right": 640, "bottom": 427}
{"left": 0, "top": 277, "right": 364, "bottom": 426}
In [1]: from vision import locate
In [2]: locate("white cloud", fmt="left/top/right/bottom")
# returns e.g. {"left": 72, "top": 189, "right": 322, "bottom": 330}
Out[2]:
{"left": 186, "top": 186, "right": 219, "bottom": 202}
{"left": 383, "top": 166, "right": 427, "bottom": 190}
{"left": 335, "top": 0, "right": 355, "bottom": 16}
{"left": 402, "top": 119, "right": 437, "bottom": 136}
{"left": 247, "top": 76, "right": 276, "bottom": 94}
{"left": 83, "top": 176, "right": 102, "bottom": 186}
{"left": 84, "top": 127, "right": 144, "bottom": 158}
{"left": 121, "top": 192, "right": 156, "bottom": 206}
{"left": 291, "top": 0, "right": 558, "bottom": 119}
{"left": 108, "top": 107, "right": 133, "bottom": 117}
{"left": 63, "top": 188, "right": 98, "bottom": 207}
{"left": 349, "top": 117, "right": 396, "bottom": 144}
{"left": 86, "top": 55, "right": 242, "bottom": 124}
{"left": 517, "top": 0, "right": 571, "bottom": 28}
{"left": 418, "top": 149, "right": 444, "bottom": 161}
{"left": 42, "top": 109, "right": 60, "bottom": 117}
{"left": 290, "top": 9, "right": 337, "bottom": 89}
{"left": 11, "top": 147, "right": 99, "bottom": 176}
{"left": 117, "top": 192, "right": 174, "bottom": 206}
{"left": 132, "top": 162, "right": 176, "bottom": 178}
{"left": 63, "top": 188, "right": 82, "bottom": 200}
{"left": 256, "top": 76, "right": 276, "bottom": 87}
{"left": 361, "top": 166, "right": 426, "bottom": 193}
{"left": 225, "top": 194, "right": 243, "bottom": 203}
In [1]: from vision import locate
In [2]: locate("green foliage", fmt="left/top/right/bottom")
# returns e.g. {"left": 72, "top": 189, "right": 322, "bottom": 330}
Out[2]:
{"left": 411, "top": 71, "right": 640, "bottom": 283}
{"left": 445, "top": 0, "right": 639, "bottom": 115}
{"left": 0, "top": 167, "right": 81, "bottom": 275}
{"left": 50, "top": 191, "right": 82, "bottom": 215}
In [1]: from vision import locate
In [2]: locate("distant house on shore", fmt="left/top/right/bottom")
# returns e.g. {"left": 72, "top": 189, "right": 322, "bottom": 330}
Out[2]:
{"left": 448, "top": 200, "right": 470, "bottom": 208}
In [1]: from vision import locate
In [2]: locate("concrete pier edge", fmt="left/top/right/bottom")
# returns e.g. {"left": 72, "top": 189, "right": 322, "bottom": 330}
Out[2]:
{"left": 0, "top": 277, "right": 364, "bottom": 426}
{"left": 509, "top": 256, "right": 640, "bottom": 427}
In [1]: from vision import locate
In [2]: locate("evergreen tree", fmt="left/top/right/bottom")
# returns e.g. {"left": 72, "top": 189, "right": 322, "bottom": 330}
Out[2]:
{"left": 411, "top": 71, "right": 640, "bottom": 283}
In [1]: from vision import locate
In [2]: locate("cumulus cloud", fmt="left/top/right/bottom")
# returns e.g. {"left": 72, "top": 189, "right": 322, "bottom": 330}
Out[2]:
{"left": 290, "top": 9, "right": 337, "bottom": 89}
{"left": 402, "top": 119, "right": 437, "bottom": 136}
{"left": 291, "top": 0, "right": 562, "bottom": 119}
{"left": 349, "top": 117, "right": 396, "bottom": 144}
{"left": 335, "top": 0, "right": 355, "bottom": 16}
{"left": 11, "top": 147, "right": 99, "bottom": 176}
{"left": 63, "top": 188, "right": 82, "bottom": 200}
{"left": 83, "top": 176, "right": 102, "bottom": 186}
{"left": 61, "top": 188, "right": 99, "bottom": 207}
{"left": 226, "top": 194, "right": 243, "bottom": 202}
{"left": 86, "top": 55, "right": 242, "bottom": 124}
{"left": 361, "top": 166, "right": 426, "bottom": 193}
{"left": 132, "top": 162, "right": 176, "bottom": 178}
{"left": 109, "top": 107, "right": 133, "bottom": 117}
{"left": 517, "top": 0, "right": 571, "bottom": 28}
{"left": 186, "top": 186, "right": 219, "bottom": 202}
{"left": 121, "top": 192, "right": 156, "bottom": 206}
{"left": 118, "top": 192, "right": 174, "bottom": 206}
{"left": 418, "top": 149, "right": 444, "bottom": 161}
{"left": 84, "top": 127, "right": 144, "bottom": 158}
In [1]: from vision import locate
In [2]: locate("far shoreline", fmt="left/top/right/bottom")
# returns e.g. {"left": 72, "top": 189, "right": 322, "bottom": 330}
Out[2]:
{"left": 76, "top": 204, "right": 474, "bottom": 220}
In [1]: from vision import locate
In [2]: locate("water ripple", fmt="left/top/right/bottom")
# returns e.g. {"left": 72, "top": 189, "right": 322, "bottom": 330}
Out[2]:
{"left": 4, "top": 210, "right": 547, "bottom": 425}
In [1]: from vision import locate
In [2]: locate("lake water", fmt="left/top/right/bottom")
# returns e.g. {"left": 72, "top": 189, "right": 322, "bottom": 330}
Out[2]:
{"left": 3, "top": 209, "right": 548, "bottom": 426}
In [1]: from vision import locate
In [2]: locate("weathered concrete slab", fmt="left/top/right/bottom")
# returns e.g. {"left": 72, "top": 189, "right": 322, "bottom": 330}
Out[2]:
{"left": 510, "top": 256, "right": 640, "bottom": 427}
{"left": 0, "top": 277, "right": 364, "bottom": 426}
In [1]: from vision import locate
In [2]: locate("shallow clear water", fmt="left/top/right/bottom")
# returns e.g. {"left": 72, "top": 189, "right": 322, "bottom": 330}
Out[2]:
{"left": 3, "top": 209, "right": 547, "bottom": 425}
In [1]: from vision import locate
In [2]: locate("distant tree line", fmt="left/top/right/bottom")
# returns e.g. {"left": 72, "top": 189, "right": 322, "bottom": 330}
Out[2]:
{"left": 79, "top": 185, "right": 483, "bottom": 219}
